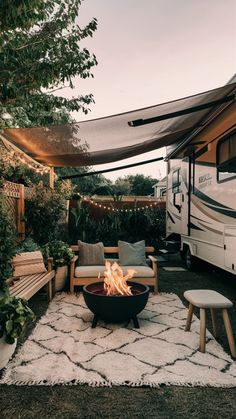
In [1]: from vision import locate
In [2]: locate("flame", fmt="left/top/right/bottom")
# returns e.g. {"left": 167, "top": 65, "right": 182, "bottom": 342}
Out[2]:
{"left": 103, "top": 261, "right": 137, "bottom": 296}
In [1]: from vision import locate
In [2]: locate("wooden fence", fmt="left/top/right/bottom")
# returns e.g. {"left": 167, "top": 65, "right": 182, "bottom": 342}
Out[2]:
{"left": 3, "top": 181, "right": 33, "bottom": 240}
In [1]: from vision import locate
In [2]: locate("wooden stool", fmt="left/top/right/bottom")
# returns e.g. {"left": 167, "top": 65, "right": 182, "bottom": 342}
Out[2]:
{"left": 184, "top": 289, "right": 236, "bottom": 358}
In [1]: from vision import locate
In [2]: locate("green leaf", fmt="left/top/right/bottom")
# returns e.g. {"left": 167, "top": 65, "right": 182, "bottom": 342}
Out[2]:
{"left": 5, "top": 319, "right": 13, "bottom": 333}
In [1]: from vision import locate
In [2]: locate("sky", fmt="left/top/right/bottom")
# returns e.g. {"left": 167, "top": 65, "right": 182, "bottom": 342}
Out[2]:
{"left": 65, "top": 0, "right": 236, "bottom": 182}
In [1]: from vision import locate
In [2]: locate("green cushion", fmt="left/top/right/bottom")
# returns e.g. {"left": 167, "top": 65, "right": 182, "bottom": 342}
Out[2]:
{"left": 118, "top": 240, "right": 147, "bottom": 266}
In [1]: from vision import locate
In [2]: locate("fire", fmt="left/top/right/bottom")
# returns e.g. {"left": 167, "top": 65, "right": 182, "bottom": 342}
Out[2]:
{"left": 102, "top": 261, "right": 137, "bottom": 296}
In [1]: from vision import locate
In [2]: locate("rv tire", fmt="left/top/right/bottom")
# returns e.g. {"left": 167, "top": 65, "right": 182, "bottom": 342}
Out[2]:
{"left": 185, "top": 248, "right": 198, "bottom": 271}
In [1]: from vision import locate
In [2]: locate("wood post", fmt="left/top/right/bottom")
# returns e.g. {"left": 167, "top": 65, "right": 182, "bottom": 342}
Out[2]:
{"left": 46, "top": 280, "right": 52, "bottom": 302}
{"left": 49, "top": 167, "right": 54, "bottom": 189}
{"left": 17, "top": 184, "right": 25, "bottom": 240}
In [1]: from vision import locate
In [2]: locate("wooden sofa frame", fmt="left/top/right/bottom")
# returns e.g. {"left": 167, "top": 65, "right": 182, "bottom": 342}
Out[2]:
{"left": 69, "top": 245, "right": 158, "bottom": 294}
{"left": 6, "top": 257, "right": 56, "bottom": 301}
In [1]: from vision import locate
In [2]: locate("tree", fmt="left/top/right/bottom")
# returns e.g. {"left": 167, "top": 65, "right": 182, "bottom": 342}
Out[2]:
{"left": 0, "top": 0, "right": 97, "bottom": 128}
{"left": 128, "top": 174, "right": 158, "bottom": 196}
{"left": 113, "top": 174, "right": 158, "bottom": 196}
{"left": 0, "top": 1, "right": 49, "bottom": 31}
{"left": 114, "top": 177, "right": 132, "bottom": 196}
{"left": 55, "top": 167, "right": 112, "bottom": 195}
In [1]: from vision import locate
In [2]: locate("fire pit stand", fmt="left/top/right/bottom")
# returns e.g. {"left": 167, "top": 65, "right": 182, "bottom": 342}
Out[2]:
{"left": 91, "top": 313, "right": 140, "bottom": 328}
{"left": 83, "top": 281, "right": 150, "bottom": 328}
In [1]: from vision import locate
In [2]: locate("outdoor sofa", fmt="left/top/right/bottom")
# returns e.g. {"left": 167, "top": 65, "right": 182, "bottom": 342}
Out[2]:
{"left": 69, "top": 241, "right": 158, "bottom": 294}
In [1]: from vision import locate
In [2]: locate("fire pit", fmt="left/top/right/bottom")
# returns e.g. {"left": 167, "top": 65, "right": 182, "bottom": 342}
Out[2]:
{"left": 83, "top": 261, "right": 149, "bottom": 328}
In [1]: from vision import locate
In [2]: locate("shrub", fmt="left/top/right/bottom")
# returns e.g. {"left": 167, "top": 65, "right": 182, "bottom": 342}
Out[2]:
{"left": 25, "top": 182, "right": 68, "bottom": 245}
{"left": 41, "top": 240, "right": 74, "bottom": 270}
{"left": 69, "top": 202, "right": 166, "bottom": 248}
{"left": 16, "top": 237, "right": 40, "bottom": 253}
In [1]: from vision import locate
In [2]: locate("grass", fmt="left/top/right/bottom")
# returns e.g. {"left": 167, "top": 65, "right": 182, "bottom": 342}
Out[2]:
{"left": 1, "top": 255, "right": 236, "bottom": 418}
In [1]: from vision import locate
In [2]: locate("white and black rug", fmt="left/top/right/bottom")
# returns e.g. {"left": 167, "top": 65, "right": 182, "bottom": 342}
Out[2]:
{"left": 1, "top": 292, "right": 236, "bottom": 387}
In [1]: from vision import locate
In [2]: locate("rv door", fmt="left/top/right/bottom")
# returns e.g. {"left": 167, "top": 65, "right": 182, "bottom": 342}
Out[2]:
{"left": 180, "top": 157, "right": 191, "bottom": 236}
{"left": 224, "top": 226, "right": 236, "bottom": 272}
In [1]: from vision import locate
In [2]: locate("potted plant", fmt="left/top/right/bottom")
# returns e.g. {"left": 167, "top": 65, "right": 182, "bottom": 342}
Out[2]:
{"left": 42, "top": 240, "right": 74, "bottom": 291}
{"left": 0, "top": 294, "right": 35, "bottom": 369}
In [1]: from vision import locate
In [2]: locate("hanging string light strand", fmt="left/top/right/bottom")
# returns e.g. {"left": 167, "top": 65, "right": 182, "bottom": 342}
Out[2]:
{"left": 77, "top": 193, "right": 163, "bottom": 213}
{"left": 9, "top": 150, "right": 50, "bottom": 174}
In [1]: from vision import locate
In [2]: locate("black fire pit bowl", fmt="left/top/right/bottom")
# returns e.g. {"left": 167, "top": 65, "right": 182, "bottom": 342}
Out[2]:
{"left": 83, "top": 281, "right": 150, "bottom": 328}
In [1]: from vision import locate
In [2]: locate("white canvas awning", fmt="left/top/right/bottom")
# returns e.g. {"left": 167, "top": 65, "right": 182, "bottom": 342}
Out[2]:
{"left": 2, "top": 82, "right": 236, "bottom": 167}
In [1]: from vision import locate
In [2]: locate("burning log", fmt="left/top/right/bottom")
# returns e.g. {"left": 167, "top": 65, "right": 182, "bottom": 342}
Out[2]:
{"left": 103, "top": 261, "right": 137, "bottom": 296}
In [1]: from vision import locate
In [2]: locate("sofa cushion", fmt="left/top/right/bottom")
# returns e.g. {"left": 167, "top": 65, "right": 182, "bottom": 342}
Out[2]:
{"left": 12, "top": 251, "right": 47, "bottom": 277}
{"left": 78, "top": 241, "right": 105, "bottom": 266}
{"left": 118, "top": 240, "right": 147, "bottom": 266}
{"left": 75, "top": 265, "right": 154, "bottom": 278}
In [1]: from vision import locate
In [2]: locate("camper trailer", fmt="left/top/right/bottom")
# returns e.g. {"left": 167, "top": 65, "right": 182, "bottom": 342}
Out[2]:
{"left": 166, "top": 82, "right": 236, "bottom": 275}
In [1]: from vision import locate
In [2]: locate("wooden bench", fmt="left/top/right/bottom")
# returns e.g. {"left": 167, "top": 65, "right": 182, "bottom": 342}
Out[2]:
{"left": 69, "top": 245, "right": 158, "bottom": 294}
{"left": 6, "top": 256, "right": 55, "bottom": 301}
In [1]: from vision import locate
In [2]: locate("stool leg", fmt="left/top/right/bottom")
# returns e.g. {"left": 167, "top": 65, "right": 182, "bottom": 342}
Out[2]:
{"left": 222, "top": 309, "right": 236, "bottom": 358}
{"left": 210, "top": 308, "right": 218, "bottom": 338}
{"left": 185, "top": 303, "right": 194, "bottom": 331}
{"left": 199, "top": 308, "right": 206, "bottom": 353}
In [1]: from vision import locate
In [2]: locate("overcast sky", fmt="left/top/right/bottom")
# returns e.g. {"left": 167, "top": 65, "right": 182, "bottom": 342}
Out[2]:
{"left": 66, "top": 0, "right": 236, "bottom": 182}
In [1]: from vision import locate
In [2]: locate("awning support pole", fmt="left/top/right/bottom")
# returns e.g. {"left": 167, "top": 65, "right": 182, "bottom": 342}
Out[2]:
{"left": 49, "top": 167, "right": 54, "bottom": 189}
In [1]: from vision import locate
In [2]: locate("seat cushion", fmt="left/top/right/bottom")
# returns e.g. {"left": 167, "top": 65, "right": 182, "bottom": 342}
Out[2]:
{"left": 105, "top": 258, "right": 151, "bottom": 266}
{"left": 118, "top": 240, "right": 147, "bottom": 266}
{"left": 12, "top": 251, "right": 47, "bottom": 277}
{"left": 75, "top": 265, "right": 154, "bottom": 278}
{"left": 184, "top": 290, "right": 233, "bottom": 308}
{"left": 78, "top": 241, "right": 105, "bottom": 266}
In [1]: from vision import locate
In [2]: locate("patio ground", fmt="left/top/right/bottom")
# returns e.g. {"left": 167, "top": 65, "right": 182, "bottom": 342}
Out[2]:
{"left": 1, "top": 255, "right": 236, "bottom": 418}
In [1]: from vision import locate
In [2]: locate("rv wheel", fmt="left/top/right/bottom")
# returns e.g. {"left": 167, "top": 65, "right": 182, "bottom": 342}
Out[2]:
{"left": 185, "top": 248, "right": 198, "bottom": 271}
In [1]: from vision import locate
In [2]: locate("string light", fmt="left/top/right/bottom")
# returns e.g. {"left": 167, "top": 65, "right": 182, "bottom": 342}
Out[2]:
{"left": 76, "top": 193, "right": 161, "bottom": 213}
{"left": 10, "top": 150, "right": 50, "bottom": 174}
{"left": 0, "top": 135, "right": 51, "bottom": 175}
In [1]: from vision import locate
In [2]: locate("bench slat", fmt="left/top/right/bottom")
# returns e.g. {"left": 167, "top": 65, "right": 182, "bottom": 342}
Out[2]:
{"left": 9, "top": 271, "right": 55, "bottom": 301}
{"left": 9, "top": 273, "right": 44, "bottom": 294}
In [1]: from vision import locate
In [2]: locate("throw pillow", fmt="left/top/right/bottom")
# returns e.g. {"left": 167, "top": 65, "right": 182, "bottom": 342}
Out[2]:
{"left": 78, "top": 241, "right": 105, "bottom": 266}
{"left": 118, "top": 240, "right": 147, "bottom": 266}
{"left": 12, "top": 251, "right": 47, "bottom": 277}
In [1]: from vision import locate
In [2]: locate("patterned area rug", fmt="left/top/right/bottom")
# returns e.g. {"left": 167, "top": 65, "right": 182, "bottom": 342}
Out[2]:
{"left": 1, "top": 292, "right": 236, "bottom": 387}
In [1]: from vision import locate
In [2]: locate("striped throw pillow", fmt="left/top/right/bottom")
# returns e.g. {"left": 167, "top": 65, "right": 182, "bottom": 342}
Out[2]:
{"left": 12, "top": 251, "right": 47, "bottom": 277}
{"left": 78, "top": 241, "right": 105, "bottom": 266}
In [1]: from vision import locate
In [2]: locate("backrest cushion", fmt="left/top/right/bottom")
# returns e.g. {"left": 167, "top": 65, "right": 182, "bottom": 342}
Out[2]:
{"left": 78, "top": 241, "right": 105, "bottom": 266}
{"left": 12, "top": 251, "right": 47, "bottom": 277}
{"left": 118, "top": 240, "right": 147, "bottom": 266}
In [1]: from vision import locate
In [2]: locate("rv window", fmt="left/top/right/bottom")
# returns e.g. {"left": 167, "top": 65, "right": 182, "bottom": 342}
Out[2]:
{"left": 217, "top": 133, "right": 236, "bottom": 182}
{"left": 172, "top": 169, "right": 181, "bottom": 193}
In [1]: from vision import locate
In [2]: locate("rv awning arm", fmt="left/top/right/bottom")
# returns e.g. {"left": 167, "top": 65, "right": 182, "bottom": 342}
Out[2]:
{"left": 59, "top": 156, "right": 164, "bottom": 179}
{"left": 128, "top": 94, "right": 235, "bottom": 127}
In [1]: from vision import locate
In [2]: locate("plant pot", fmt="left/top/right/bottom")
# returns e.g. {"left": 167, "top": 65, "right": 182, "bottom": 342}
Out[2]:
{"left": 55, "top": 265, "right": 68, "bottom": 291}
{"left": 0, "top": 336, "right": 17, "bottom": 369}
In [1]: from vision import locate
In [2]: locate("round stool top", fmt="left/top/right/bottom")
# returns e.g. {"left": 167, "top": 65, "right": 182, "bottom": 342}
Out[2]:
{"left": 184, "top": 289, "right": 233, "bottom": 308}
